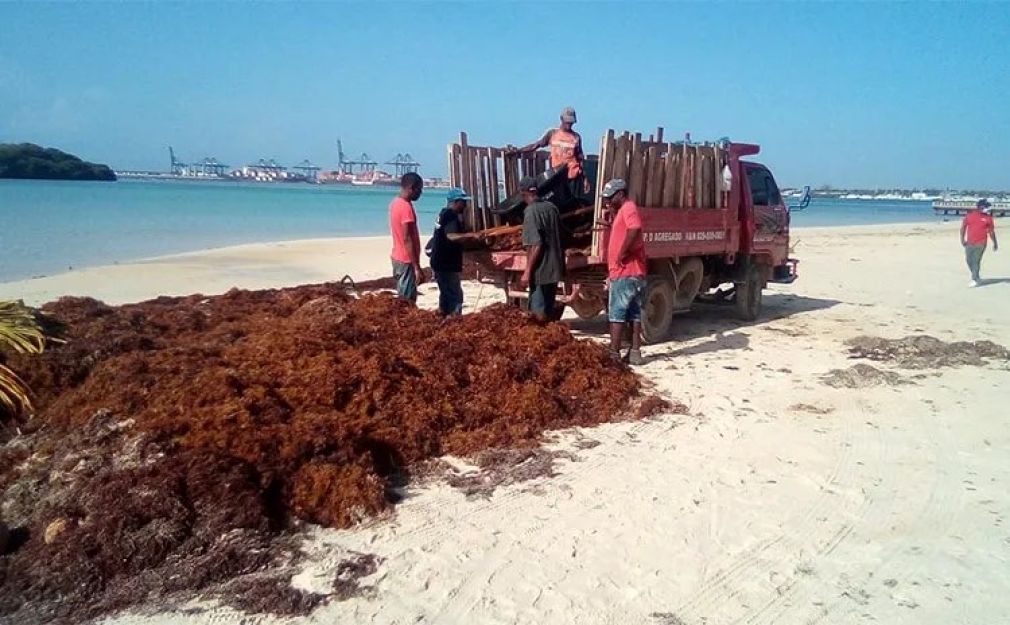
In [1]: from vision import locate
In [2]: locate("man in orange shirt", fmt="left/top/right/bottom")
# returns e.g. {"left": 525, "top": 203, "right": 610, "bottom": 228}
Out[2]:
{"left": 508, "top": 107, "right": 589, "bottom": 198}
{"left": 389, "top": 172, "right": 425, "bottom": 302}
{"left": 601, "top": 179, "right": 647, "bottom": 365}
{"left": 961, "top": 198, "right": 999, "bottom": 287}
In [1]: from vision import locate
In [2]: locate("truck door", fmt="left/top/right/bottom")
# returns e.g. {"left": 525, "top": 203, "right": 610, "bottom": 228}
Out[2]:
{"left": 744, "top": 165, "right": 789, "bottom": 266}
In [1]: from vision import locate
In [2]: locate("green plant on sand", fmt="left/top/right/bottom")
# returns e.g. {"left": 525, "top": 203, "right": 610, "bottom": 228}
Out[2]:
{"left": 0, "top": 300, "right": 47, "bottom": 418}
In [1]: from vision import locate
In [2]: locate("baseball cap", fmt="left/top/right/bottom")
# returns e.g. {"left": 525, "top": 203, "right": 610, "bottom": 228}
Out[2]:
{"left": 601, "top": 178, "right": 627, "bottom": 198}
{"left": 560, "top": 107, "right": 577, "bottom": 123}
{"left": 446, "top": 188, "right": 470, "bottom": 203}
{"left": 519, "top": 176, "right": 538, "bottom": 192}
{"left": 977, "top": 198, "right": 991, "bottom": 209}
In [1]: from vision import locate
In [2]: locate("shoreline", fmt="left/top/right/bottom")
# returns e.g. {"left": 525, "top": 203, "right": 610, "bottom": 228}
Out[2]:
{"left": 0, "top": 221, "right": 966, "bottom": 307}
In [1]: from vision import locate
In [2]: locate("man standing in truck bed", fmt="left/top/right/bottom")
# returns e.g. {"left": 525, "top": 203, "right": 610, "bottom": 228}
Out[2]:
{"left": 601, "top": 179, "right": 646, "bottom": 365}
{"left": 509, "top": 107, "right": 589, "bottom": 199}
{"left": 518, "top": 176, "right": 565, "bottom": 321}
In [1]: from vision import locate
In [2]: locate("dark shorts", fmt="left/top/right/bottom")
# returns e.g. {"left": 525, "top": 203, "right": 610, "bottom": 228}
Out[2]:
{"left": 391, "top": 260, "right": 417, "bottom": 302}
{"left": 528, "top": 282, "right": 558, "bottom": 317}
{"left": 608, "top": 276, "right": 645, "bottom": 323}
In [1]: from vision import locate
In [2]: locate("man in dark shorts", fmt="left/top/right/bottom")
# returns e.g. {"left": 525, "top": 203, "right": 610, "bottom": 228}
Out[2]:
{"left": 601, "top": 179, "right": 647, "bottom": 365}
{"left": 429, "top": 187, "right": 470, "bottom": 315}
{"left": 518, "top": 176, "right": 565, "bottom": 320}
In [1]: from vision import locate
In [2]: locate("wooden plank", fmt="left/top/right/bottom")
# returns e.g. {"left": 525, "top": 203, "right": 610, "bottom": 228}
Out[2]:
{"left": 507, "top": 152, "right": 518, "bottom": 196}
{"left": 612, "top": 132, "right": 630, "bottom": 182}
{"left": 644, "top": 144, "right": 658, "bottom": 206}
{"left": 487, "top": 148, "right": 501, "bottom": 226}
{"left": 447, "top": 144, "right": 457, "bottom": 188}
{"left": 502, "top": 151, "right": 512, "bottom": 198}
{"left": 474, "top": 152, "right": 483, "bottom": 231}
{"left": 652, "top": 144, "right": 667, "bottom": 207}
{"left": 628, "top": 133, "right": 644, "bottom": 204}
{"left": 592, "top": 130, "right": 615, "bottom": 258}
{"left": 719, "top": 146, "right": 727, "bottom": 207}
{"left": 682, "top": 144, "right": 690, "bottom": 207}
{"left": 601, "top": 129, "right": 616, "bottom": 185}
{"left": 459, "top": 132, "right": 471, "bottom": 196}
{"left": 470, "top": 150, "right": 480, "bottom": 231}
{"left": 695, "top": 146, "right": 704, "bottom": 208}
{"left": 661, "top": 143, "right": 677, "bottom": 208}
{"left": 699, "top": 147, "right": 706, "bottom": 208}
{"left": 478, "top": 150, "right": 486, "bottom": 228}
{"left": 481, "top": 152, "right": 491, "bottom": 230}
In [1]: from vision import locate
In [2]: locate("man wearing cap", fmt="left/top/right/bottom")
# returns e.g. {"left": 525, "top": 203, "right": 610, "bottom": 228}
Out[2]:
{"left": 961, "top": 198, "right": 999, "bottom": 287}
{"left": 518, "top": 176, "right": 565, "bottom": 320}
{"left": 389, "top": 172, "right": 426, "bottom": 303}
{"left": 429, "top": 188, "right": 470, "bottom": 316}
{"left": 602, "top": 179, "right": 647, "bottom": 365}
{"left": 508, "top": 107, "right": 587, "bottom": 193}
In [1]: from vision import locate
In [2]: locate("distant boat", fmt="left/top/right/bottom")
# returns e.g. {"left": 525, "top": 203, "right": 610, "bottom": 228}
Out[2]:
{"left": 932, "top": 198, "right": 1009, "bottom": 217}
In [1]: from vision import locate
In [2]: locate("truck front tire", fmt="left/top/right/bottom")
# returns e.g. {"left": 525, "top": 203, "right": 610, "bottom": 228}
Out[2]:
{"left": 735, "top": 264, "right": 763, "bottom": 321}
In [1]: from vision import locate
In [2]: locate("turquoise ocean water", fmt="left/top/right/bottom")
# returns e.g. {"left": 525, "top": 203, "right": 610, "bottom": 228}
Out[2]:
{"left": 0, "top": 179, "right": 943, "bottom": 282}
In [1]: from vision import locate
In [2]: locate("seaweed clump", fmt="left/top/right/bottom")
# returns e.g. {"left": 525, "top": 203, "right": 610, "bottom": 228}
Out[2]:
{"left": 0, "top": 282, "right": 657, "bottom": 622}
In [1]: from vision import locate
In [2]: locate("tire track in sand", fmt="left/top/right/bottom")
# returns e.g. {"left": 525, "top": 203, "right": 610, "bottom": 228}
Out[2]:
{"left": 670, "top": 404, "right": 875, "bottom": 624}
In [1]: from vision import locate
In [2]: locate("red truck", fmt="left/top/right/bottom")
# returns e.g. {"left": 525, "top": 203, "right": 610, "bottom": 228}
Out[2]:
{"left": 447, "top": 129, "right": 803, "bottom": 343}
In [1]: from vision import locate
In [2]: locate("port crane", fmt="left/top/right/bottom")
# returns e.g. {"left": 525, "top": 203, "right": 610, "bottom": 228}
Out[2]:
{"left": 293, "top": 160, "right": 321, "bottom": 181}
{"left": 169, "top": 146, "right": 186, "bottom": 175}
{"left": 337, "top": 139, "right": 380, "bottom": 174}
{"left": 385, "top": 153, "right": 421, "bottom": 177}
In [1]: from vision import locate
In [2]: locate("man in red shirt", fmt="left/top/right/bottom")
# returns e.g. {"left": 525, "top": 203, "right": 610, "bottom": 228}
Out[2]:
{"left": 961, "top": 198, "right": 999, "bottom": 287}
{"left": 389, "top": 172, "right": 425, "bottom": 302}
{"left": 602, "top": 179, "right": 647, "bottom": 365}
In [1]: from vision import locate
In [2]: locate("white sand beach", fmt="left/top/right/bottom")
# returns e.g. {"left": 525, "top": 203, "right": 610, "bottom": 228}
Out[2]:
{"left": 3, "top": 221, "right": 1009, "bottom": 624}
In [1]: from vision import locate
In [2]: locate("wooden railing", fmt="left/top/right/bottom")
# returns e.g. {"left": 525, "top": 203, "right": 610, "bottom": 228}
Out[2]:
{"left": 446, "top": 132, "right": 552, "bottom": 232}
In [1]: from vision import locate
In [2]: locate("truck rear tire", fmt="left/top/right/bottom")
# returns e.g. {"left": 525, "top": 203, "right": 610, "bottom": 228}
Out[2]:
{"left": 569, "top": 291, "right": 604, "bottom": 320}
{"left": 641, "top": 278, "right": 675, "bottom": 344}
{"left": 735, "top": 265, "right": 763, "bottom": 321}
{"left": 673, "top": 257, "right": 704, "bottom": 311}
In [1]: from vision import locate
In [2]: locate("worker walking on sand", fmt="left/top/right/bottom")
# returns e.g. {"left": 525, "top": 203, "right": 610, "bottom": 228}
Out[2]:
{"left": 601, "top": 179, "right": 647, "bottom": 365}
{"left": 507, "top": 107, "right": 589, "bottom": 197}
{"left": 389, "top": 172, "right": 426, "bottom": 302}
{"left": 428, "top": 187, "right": 470, "bottom": 316}
{"left": 961, "top": 198, "right": 999, "bottom": 287}
{"left": 518, "top": 176, "right": 565, "bottom": 321}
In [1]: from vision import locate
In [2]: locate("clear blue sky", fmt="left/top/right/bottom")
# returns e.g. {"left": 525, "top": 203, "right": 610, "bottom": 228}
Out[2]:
{"left": 2, "top": 2, "right": 1008, "bottom": 189}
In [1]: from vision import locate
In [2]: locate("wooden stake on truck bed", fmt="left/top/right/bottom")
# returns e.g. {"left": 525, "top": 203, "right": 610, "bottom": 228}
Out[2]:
{"left": 628, "top": 133, "right": 644, "bottom": 204}
{"left": 487, "top": 147, "right": 501, "bottom": 226}
{"left": 592, "top": 129, "right": 615, "bottom": 258}
{"left": 662, "top": 142, "right": 678, "bottom": 208}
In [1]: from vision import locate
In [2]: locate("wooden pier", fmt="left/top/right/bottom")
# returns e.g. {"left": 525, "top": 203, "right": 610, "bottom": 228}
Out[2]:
{"left": 933, "top": 200, "right": 1009, "bottom": 217}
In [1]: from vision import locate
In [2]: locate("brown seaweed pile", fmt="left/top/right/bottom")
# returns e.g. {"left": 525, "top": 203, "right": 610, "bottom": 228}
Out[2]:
{"left": 846, "top": 335, "right": 1010, "bottom": 369}
{"left": 0, "top": 282, "right": 659, "bottom": 622}
{"left": 821, "top": 363, "right": 908, "bottom": 389}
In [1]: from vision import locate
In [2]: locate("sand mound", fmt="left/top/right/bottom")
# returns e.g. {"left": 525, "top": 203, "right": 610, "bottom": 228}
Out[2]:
{"left": 846, "top": 335, "right": 1010, "bottom": 369}
{"left": 0, "top": 283, "right": 662, "bottom": 622}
